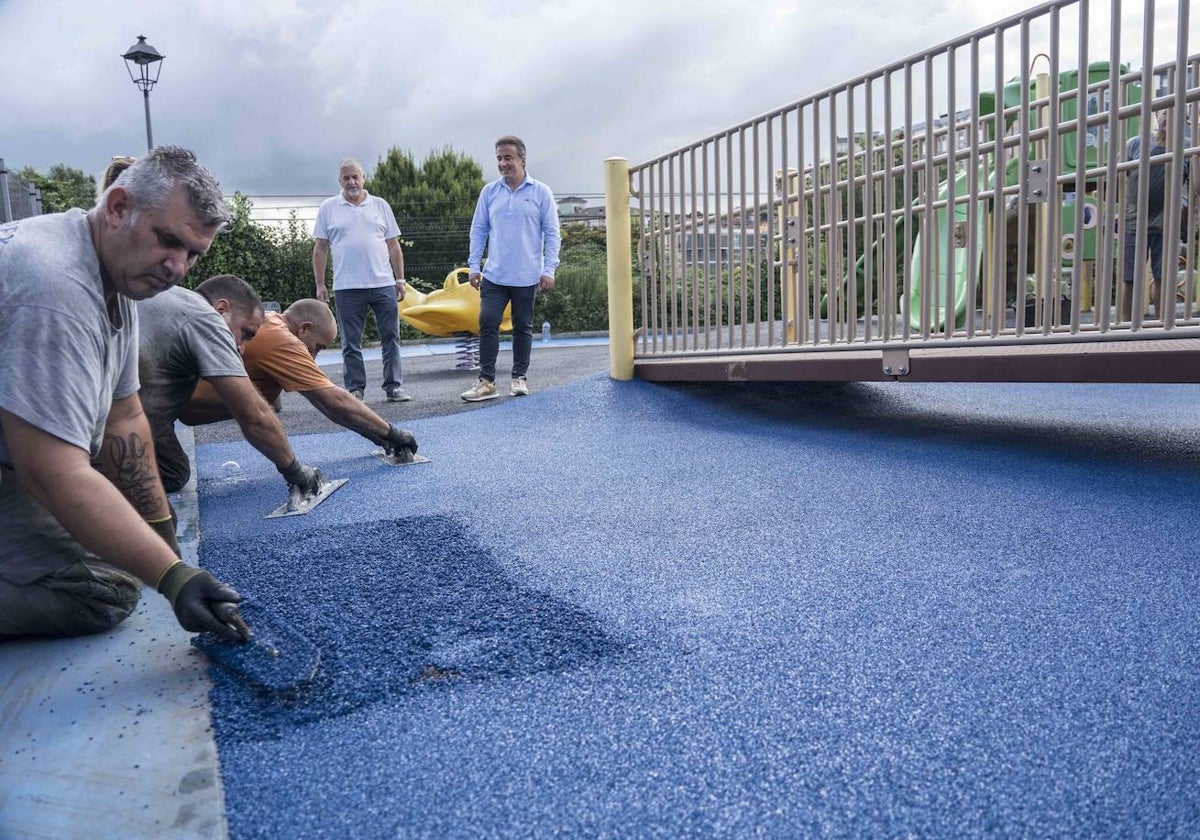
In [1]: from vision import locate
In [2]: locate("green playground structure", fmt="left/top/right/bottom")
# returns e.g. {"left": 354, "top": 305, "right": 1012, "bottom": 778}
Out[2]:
{"left": 810, "top": 61, "right": 1148, "bottom": 332}
{"left": 903, "top": 61, "right": 1137, "bottom": 330}
{"left": 905, "top": 166, "right": 988, "bottom": 331}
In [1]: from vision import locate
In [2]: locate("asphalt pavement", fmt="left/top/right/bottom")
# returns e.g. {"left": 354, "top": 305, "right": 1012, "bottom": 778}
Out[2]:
{"left": 192, "top": 337, "right": 612, "bottom": 444}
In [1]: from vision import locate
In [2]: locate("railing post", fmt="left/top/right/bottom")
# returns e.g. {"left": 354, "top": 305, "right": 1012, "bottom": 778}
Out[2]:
{"left": 0, "top": 158, "right": 11, "bottom": 223}
{"left": 1034, "top": 71, "right": 1051, "bottom": 329}
{"left": 606, "top": 157, "right": 634, "bottom": 381}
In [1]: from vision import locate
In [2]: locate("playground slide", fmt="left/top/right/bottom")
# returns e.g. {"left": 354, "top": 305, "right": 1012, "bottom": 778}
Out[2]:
{"left": 907, "top": 169, "right": 987, "bottom": 331}
{"left": 399, "top": 267, "right": 512, "bottom": 336}
{"left": 827, "top": 216, "right": 912, "bottom": 320}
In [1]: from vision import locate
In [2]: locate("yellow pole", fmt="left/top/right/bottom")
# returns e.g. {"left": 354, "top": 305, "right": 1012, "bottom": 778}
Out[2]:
{"left": 605, "top": 157, "right": 635, "bottom": 380}
{"left": 777, "top": 169, "right": 798, "bottom": 344}
{"left": 1080, "top": 259, "right": 1094, "bottom": 313}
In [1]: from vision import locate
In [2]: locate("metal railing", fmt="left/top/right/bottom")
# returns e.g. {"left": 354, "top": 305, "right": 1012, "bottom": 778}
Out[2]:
{"left": 617, "top": 0, "right": 1199, "bottom": 376}
{"left": 0, "top": 159, "right": 42, "bottom": 223}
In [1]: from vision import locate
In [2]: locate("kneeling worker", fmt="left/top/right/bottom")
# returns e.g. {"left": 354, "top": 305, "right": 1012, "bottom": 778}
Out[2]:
{"left": 0, "top": 147, "right": 245, "bottom": 641}
{"left": 181, "top": 299, "right": 417, "bottom": 460}
{"left": 138, "top": 274, "right": 326, "bottom": 498}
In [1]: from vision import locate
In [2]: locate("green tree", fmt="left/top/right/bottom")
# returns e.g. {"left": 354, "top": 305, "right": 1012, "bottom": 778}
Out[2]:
{"left": 189, "top": 193, "right": 280, "bottom": 296}
{"left": 18, "top": 164, "right": 97, "bottom": 213}
{"left": 536, "top": 240, "right": 608, "bottom": 332}
{"left": 532, "top": 221, "right": 643, "bottom": 334}
{"left": 365, "top": 147, "right": 484, "bottom": 286}
{"left": 561, "top": 221, "right": 607, "bottom": 250}
{"left": 270, "top": 210, "right": 319, "bottom": 305}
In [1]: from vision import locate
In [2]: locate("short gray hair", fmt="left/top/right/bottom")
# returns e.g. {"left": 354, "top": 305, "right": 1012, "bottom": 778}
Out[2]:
{"left": 338, "top": 157, "right": 364, "bottom": 175}
{"left": 98, "top": 146, "right": 229, "bottom": 228}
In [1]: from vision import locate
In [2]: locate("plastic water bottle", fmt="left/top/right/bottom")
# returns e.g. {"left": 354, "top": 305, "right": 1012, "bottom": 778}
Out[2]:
{"left": 541, "top": 320, "right": 551, "bottom": 342}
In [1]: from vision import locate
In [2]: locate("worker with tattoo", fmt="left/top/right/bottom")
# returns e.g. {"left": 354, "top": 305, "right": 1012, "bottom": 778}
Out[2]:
{"left": 0, "top": 146, "right": 249, "bottom": 642}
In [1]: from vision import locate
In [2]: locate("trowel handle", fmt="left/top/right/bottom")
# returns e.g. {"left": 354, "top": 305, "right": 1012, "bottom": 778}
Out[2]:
{"left": 285, "top": 483, "right": 304, "bottom": 513}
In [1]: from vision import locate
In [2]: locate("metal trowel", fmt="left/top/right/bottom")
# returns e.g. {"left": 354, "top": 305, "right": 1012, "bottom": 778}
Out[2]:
{"left": 371, "top": 449, "right": 430, "bottom": 467}
{"left": 265, "top": 477, "right": 348, "bottom": 518}
{"left": 191, "top": 600, "right": 320, "bottom": 691}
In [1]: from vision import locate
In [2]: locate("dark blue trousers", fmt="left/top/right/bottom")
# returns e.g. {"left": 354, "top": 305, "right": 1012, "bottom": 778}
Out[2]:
{"left": 333, "top": 286, "right": 402, "bottom": 393}
{"left": 478, "top": 279, "right": 537, "bottom": 382}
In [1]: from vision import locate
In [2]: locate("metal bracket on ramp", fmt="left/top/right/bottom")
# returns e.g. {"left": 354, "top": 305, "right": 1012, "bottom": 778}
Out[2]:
{"left": 882, "top": 349, "right": 910, "bottom": 378}
{"left": 1025, "top": 160, "right": 1050, "bottom": 204}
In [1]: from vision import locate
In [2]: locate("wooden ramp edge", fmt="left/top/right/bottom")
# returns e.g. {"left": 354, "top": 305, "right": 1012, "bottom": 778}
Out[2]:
{"left": 634, "top": 338, "right": 1200, "bottom": 385}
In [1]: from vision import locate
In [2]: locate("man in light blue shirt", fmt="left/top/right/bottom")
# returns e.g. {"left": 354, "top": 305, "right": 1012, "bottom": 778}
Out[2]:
{"left": 462, "top": 136, "right": 561, "bottom": 401}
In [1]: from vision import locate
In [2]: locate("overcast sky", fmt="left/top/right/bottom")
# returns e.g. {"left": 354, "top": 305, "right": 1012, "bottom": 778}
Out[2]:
{"left": 0, "top": 0, "right": 1144, "bottom": 199}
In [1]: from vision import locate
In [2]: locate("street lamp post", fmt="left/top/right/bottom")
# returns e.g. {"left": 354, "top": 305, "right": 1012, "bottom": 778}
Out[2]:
{"left": 122, "top": 36, "right": 165, "bottom": 152}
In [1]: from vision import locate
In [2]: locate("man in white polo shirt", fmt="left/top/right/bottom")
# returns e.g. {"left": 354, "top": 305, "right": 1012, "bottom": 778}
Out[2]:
{"left": 312, "top": 157, "right": 411, "bottom": 403}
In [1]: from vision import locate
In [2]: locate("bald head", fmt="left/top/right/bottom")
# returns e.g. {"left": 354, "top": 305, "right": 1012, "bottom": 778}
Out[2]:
{"left": 284, "top": 298, "right": 338, "bottom": 358}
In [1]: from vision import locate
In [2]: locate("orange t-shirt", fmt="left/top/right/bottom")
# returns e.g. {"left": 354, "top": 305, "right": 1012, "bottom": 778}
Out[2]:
{"left": 181, "top": 312, "right": 334, "bottom": 425}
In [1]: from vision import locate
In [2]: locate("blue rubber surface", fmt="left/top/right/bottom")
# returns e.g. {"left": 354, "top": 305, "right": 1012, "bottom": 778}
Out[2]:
{"left": 192, "top": 599, "right": 322, "bottom": 692}
{"left": 196, "top": 376, "right": 1200, "bottom": 838}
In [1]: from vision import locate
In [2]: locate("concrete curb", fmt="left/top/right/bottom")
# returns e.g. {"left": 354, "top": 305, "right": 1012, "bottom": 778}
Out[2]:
{"left": 0, "top": 423, "right": 228, "bottom": 840}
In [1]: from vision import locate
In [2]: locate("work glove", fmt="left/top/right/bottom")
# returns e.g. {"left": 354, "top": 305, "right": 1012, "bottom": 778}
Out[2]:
{"left": 382, "top": 424, "right": 418, "bottom": 463}
{"left": 156, "top": 560, "right": 250, "bottom": 642}
{"left": 147, "top": 515, "right": 182, "bottom": 558}
{"left": 279, "top": 458, "right": 323, "bottom": 497}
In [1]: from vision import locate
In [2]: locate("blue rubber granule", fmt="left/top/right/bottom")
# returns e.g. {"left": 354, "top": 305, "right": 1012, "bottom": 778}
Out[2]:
{"left": 191, "top": 599, "right": 322, "bottom": 692}
{"left": 200, "top": 515, "right": 624, "bottom": 744}
{"left": 194, "top": 377, "right": 1200, "bottom": 840}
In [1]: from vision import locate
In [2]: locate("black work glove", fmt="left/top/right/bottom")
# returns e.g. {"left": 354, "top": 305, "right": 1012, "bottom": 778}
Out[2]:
{"left": 382, "top": 424, "right": 418, "bottom": 463}
{"left": 156, "top": 560, "right": 249, "bottom": 642}
{"left": 147, "top": 515, "right": 182, "bottom": 558}
{"left": 279, "top": 458, "right": 323, "bottom": 497}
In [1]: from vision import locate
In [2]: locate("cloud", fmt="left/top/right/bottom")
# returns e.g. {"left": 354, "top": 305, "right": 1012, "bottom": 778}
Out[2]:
{"left": 0, "top": 0, "right": 1184, "bottom": 200}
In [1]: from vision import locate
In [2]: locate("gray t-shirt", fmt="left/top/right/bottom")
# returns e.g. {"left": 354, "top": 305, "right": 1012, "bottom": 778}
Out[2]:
{"left": 1124, "top": 136, "right": 1169, "bottom": 228}
{"left": 137, "top": 285, "right": 248, "bottom": 441}
{"left": 1124, "top": 135, "right": 1190, "bottom": 229}
{"left": 0, "top": 210, "right": 139, "bottom": 465}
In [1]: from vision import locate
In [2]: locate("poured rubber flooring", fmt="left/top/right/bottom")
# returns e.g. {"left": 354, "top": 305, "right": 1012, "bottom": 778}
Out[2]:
{"left": 195, "top": 375, "right": 1200, "bottom": 838}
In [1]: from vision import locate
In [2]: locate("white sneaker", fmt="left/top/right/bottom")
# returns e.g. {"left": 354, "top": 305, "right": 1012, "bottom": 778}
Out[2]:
{"left": 510, "top": 376, "right": 530, "bottom": 396}
{"left": 461, "top": 378, "right": 498, "bottom": 402}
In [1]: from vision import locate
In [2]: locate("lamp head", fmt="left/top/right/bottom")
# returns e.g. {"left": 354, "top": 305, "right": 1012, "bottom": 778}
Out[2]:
{"left": 122, "top": 36, "right": 164, "bottom": 92}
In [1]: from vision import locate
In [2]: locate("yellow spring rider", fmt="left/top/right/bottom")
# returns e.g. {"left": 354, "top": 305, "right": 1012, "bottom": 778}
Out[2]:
{"left": 399, "top": 268, "right": 512, "bottom": 369}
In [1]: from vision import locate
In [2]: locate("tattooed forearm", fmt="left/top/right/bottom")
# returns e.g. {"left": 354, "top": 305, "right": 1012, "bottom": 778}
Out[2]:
{"left": 102, "top": 432, "right": 161, "bottom": 516}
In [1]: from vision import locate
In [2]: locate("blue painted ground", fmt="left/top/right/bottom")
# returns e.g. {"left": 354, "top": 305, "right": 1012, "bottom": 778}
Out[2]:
{"left": 195, "top": 376, "right": 1200, "bottom": 839}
